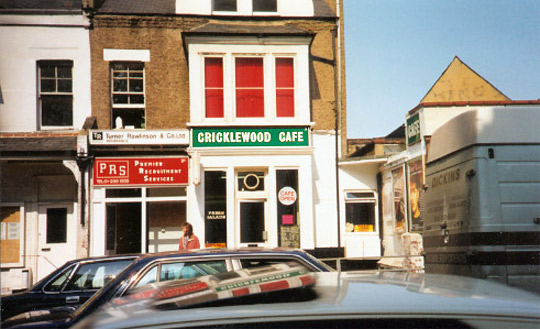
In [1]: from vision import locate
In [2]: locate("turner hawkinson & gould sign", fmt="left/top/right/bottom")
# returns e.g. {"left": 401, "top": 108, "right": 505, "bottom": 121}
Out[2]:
{"left": 89, "top": 130, "right": 189, "bottom": 145}
{"left": 192, "top": 127, "right": 310, "bottom": 147}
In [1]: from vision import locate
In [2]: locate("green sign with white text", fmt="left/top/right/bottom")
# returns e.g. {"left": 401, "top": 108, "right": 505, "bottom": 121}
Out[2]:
{"left": 193, "top": 127, "right": 310, "bottom": 148}
{"left": 407, "top": 113, "right": 421, "bottom": 145}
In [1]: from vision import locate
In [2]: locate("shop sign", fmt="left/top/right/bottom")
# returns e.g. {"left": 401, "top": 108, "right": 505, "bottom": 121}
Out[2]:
{"left": 192, "top": 127, "right": 309, "bottom": 148}
{"left": 278, "top": 186, "right": 297, "bottom": 206}
{"left": 89, "top": 130, "right": 189, "bottom": 145}
{"left": 406, "top": 113, "right": 421, "bottom": 145}
{"left": 93, "top": 157, "right": 189, "bottom": 186}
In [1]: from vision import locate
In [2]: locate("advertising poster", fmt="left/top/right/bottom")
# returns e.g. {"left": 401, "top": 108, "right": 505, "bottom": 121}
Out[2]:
{"left": 392, "top": 167, "right": 406, "bottom": 234}
{"left": 408, "top": 158, "right": 424, "bottom": 232}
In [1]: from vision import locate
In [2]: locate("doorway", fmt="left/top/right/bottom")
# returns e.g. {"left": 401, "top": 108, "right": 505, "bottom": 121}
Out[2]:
{"left": 236, "top": 170, "right": 268, "bottom": 247}
{"left": 106, "top": 203, "right": 141, "bottom": 255}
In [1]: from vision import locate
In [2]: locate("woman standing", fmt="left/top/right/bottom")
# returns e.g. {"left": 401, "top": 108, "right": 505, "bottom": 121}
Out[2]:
{"left": 178, "top": 222, "right": 201, "bottom": 250}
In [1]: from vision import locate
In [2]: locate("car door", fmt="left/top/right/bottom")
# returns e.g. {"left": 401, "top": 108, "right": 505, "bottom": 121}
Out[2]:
{"left": 57, "top": 259, "right": 135, "bottom": 307}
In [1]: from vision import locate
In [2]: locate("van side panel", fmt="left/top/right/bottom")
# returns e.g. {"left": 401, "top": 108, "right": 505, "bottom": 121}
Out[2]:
{"left": 424, "top": 144, "right": 540, "bottom": 293}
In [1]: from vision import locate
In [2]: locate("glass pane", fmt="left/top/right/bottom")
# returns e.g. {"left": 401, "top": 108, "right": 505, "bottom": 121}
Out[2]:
{"left": 236, "top": 58, "right": 264, "bottom": 87}
{"left": 57, "top": 66, "right": 72, "bottom": 78}
{"left": 114, "top": 79, "right": 128, "bottom": 92}
{"left": 214, "top": 0, "right": 236, "bottom": 11}
{"left": 113, "top": 94, "right": 128, "bottom": 104}
{"left": 205, "top": 58, "right": 223, "bottom": 88}
{"left": 205, "top": 171, "right": 227, "bottom": 247}
{"left": 106, "top": 189, "right": 142, "bottom": 198}
{"left": 160, "top": 261, "right": 228, "bottom": 282}
{"left": 57, "top": 79, "right": 72, "bottom": 93}
{"left": 129, "top": 62, "right": 144, "bottom": 70}
{"left": 41, "top": 96, "right": 73, "bottom": 126}
{"left": 46, "top": 208, "right": 67, "bottom": 243}
{"left": 130, "top": 79, "right": 143, "bottom": 92}
{"left": 43, "top": 265, "right": 75, "bottom": 292}
{"left": 147, "top": 187, "right": 186, "bottom": 197}
{"left": 205, "top": 89, "right": 224, "bottom": 118}
{"left": 237, "top": 172, "right": 264, "bottom": 191}
{"left": 134, "top": 266, "right": 158, "bottom": 288}
{"left": 276, "top": 58, "right": 294, "bottom": 88}
{"left": 40, "top": 66, "right": 56, "bottom": 78}
{"left": 41, "top": 79, "right": 56, "bottom": 92}
{"left": 112, "top": 63, "right": 128, "bottom": 70}
{"left": 112, "top": 108, "right": 145, "bottom": 129}
{"left": 346, "top": 192, "right": 375, "bottom": 199}
{"left": 276, "top": 89, "right": 294, "bottom": 117}
{"left": 240, "top": 202, "right": 264, "bottom": 243}
{"left": 236, "top": 89, "right": 264, "bottom": 117}
{"left": 113, "top": 71, "right": 127, "bottom": 78}
{"left": 253, "top": 0, "right": 277, "bottom": 12}
{"left": 147, "top": 202, "right": 185, "bottom": 253}
{"left": 345, "top": 202, "right": 376, "bottom": 232}
{"left": 129, "top": 94, "right": 144, "bottom": 104}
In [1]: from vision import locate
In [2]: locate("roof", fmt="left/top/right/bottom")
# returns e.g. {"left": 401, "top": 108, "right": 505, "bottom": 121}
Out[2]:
{"left": 427, "top": 107, "right": 540, "bottom": 162}
{"left": 0, "top": 133, "right": 78, "bottom": 157}
{"left": 0, "top": 0, "right": 82, "bottom": 13}
{"left": 409, "top": 99, "right": 540, "bottom": 114}
{"left": 186, "top": 22, "right": 312, "bottom": 36}
{"left": 77, "top": 271, "right": 540, "bottom": 328}
{"left": 96, "top": 0, "right": 175, "bottom": 15}
{"left": 420, "top": 56, "right": 509, "bottom": 104}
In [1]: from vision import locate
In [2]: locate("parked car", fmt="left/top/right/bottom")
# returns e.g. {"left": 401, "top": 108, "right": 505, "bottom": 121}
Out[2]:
{"left": 0, "top": 255, "right": 138, "bottom": 321}
{"left": 2, "top": 248, "right": 332, "bottom": 328}
{"left": 75, "top": 268, "right": 540, "bottom": 329}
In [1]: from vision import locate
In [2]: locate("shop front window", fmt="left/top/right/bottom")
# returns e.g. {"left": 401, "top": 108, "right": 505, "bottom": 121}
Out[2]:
{"left": 276, "top": 169, "right": 299, "bottom": 248}
{"left": 205, "top": 171, "right": 227, "bottom": 248}
{"left": 345, "top": 191, "right": 377, "bottom": 233}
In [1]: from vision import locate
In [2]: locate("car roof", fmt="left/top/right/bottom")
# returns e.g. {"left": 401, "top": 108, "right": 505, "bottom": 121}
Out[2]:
{"left": 76, "top": 271, "right": 540, "bottom": 329}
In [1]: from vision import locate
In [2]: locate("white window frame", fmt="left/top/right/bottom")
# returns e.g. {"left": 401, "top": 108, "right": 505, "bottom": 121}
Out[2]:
{"left": 187, "top": 40, "right": 311, "bottom": 127}
{"left": 110, "top": 62, "right": 146, "bottom": 129}
{"left": 38, "top": 60, "right": 74, "bottom": 130}
{"left": 344, "top": 190, "right": 378, "bottom": 235}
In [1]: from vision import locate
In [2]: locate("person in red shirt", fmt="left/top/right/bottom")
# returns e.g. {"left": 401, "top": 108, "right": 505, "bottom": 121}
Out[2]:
{"left": 178, "top": 222, "right": 201, "bottom": 250}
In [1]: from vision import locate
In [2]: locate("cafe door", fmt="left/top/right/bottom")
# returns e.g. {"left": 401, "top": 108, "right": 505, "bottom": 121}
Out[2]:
{"left": 37, "top": 205, "right": 76, "bottom": 280}
{"left": 236, "top": 171, "right": 269, "bottom": 247}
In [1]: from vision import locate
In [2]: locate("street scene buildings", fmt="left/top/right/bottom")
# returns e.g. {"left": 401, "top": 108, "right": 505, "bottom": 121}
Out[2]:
{"left": 1, "top": 0, "right": 538, "bottom": 295}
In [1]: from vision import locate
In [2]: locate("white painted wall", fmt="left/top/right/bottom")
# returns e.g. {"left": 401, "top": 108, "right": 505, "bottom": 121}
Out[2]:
{"left": 0, "top": 15, "right": 91, "bottom": 132}
{"left": 311, "top": 132, "right": 339, "bottom": 248}
{"left": 176, "top": 0, "right": 314, "bottom": 17}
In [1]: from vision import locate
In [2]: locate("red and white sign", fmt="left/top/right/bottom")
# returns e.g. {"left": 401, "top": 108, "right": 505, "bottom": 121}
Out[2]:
{"left": 93, "top": 157, "right": 189, "bottom": 186}
{"left": 278, "top": 186, "right": 297, "bottom": 206}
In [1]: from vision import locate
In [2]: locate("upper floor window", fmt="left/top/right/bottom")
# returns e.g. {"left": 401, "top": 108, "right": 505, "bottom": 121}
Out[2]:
{"left": 213, "top": 0, "right": 237, "bottom": 12}
{"left": 38, "top": 61, "right": 73, "bottom": 128}
{"left": 111, "top": 62, "right": 145, "bottom": 129}
{"left": 253, "top": 0, "right": 277, "bottom": 12}
{"left": 203, "top": 55, "right": 295, "bottom": 120}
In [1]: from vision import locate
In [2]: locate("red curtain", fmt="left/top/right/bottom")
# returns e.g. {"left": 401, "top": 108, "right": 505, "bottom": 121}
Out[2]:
{"left": 205, "top": 58, "right": 224, "bottom": 118}
{"left": 236, "top": 58, "right": 264, "bottom": 117}
{"left": 275, "top": 58, "right": 294, "bottom": 117}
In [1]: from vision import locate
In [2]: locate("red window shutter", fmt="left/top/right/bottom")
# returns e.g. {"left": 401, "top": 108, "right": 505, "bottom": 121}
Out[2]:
{"left": 236, "top": 58, "right": 264, "bottom": 117}
{"left": 205, "top": 58, "right": 224, "bottom": 118}
{"left": 276, "top": 58, "right": 294, "bottom": 117}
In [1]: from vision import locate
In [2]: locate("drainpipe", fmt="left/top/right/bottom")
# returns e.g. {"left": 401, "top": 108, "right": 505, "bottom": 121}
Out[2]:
{"left": 332, "top": 26, "right": 341, "bottom": 255}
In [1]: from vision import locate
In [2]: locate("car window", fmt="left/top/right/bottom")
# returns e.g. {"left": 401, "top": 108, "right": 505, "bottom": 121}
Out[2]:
{"left": 239, "top": 258, "right": 305, "bottom": 270}
{"left": 43, "top": 264, "right": 76, "bottom": 292}
{"left": 133, "top": 260, "right": 228, "bottom": 289}
{"left": 64, "top": 260, "right": 133, "bottom": 291}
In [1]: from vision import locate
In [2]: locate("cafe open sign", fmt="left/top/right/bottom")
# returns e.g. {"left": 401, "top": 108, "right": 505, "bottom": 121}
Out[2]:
{"left": 93, "top": 157, "right": 189, "bottom": 186}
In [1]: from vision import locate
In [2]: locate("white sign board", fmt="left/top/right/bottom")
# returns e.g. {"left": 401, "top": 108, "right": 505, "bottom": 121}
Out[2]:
{"left": 90, "top": 130, "right": 189, "bottom": 145}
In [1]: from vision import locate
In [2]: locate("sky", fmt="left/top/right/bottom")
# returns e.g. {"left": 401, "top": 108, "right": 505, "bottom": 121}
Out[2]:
{"left": 343, "top": 0, "right": 540, "bottom": 138}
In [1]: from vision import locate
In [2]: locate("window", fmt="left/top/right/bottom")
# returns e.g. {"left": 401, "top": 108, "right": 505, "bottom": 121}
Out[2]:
{"left": 64, "top": 260, "right": 133, "bottom": 291}
{"left": 253, "top": 0, "right": 277, "bottom": 12}
{"left": 111, "top": 62, "right": 145, "bottom": 129}
{"left": 275, "top": 58, "right": 294, "bottom": 117}
{"left": 345, "top": 191, "right": 377, "bottom": 233}
{"left": 236, "top": 58, "right": 264, "bottom": 117}
{"left": 38, "top": 61, "right": 73, "bottom": 128}
{"left": 213, "top": 0, "right": 236, "bottom": 11}
{"left": 133, "top": 260, "right": 228, "bottom": 289}
{"left": 205, "top": 58, "right": 224, "bottom": 118}
{"left": 46, "top": 208, "right": 67, "bottom": 243}
{"left": 202, "top": 56, "right": 296, "bottom": 120}
{"left": 43, "top": 265, "right": 76, "bottom": 292}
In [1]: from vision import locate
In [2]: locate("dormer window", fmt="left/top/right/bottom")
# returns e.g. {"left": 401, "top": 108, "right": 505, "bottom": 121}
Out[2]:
{"left": 213, "top": 0, "right": 237, "bottom": 12}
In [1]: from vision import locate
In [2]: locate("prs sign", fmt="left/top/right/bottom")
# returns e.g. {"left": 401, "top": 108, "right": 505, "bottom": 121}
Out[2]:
{"left": 93, "top": 157, "right": 189, "bottom": 186}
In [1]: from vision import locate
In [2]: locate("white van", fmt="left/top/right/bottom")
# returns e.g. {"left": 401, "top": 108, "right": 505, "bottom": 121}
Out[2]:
{"left": 423, "top": 107, "right": 540, "bottom": 293}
